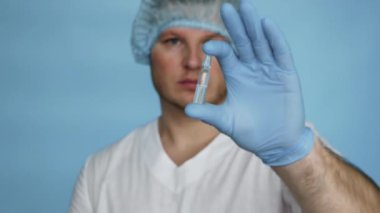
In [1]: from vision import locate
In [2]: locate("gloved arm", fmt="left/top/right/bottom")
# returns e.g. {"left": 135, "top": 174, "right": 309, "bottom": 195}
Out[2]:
{"left": 185, "top": 0, "right": 314, "bottom": 166}
{"left": 186, "top": 1, "right": 380, "bottom": 211}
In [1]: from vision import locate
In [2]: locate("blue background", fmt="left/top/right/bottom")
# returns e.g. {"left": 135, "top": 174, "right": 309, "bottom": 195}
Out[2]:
{"left": 0, "top": 0, "right": 379, "bottom": 212}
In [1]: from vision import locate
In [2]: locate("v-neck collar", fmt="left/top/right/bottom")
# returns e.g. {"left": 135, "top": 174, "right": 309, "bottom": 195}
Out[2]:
{"left": 140, "top": 120, "right": 236, "bottom": 193}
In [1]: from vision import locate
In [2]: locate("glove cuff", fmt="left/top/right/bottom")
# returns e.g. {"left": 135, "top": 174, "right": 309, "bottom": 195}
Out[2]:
{"left": 263, "top": 127, "right": 315, "bottom": 166}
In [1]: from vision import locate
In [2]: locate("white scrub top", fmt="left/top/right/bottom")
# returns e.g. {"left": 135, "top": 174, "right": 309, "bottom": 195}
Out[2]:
{"left": 70, "top": 120, "right": 301, "bottom": 213}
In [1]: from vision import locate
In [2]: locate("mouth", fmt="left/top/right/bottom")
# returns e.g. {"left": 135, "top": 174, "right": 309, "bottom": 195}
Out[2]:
{"left": 178, "top": 79, "right": 197, "bottom": 90}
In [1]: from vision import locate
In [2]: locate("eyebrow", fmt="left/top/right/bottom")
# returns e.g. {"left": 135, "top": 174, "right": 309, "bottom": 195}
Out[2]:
{"left": 160, "top": 30, "right": 223, "bottom": 40}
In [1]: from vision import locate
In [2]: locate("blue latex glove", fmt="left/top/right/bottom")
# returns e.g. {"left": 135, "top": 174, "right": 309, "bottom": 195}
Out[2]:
{"left": 185, "top": 0, "right": 314, "bottom": 166}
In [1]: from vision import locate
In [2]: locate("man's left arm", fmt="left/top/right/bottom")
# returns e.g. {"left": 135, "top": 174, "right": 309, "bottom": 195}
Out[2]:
{"left": 274, "top": 136, "right": 380, "bottom": 212}
{"left": 185, "top": 0, "right": 380, "bottom": 211}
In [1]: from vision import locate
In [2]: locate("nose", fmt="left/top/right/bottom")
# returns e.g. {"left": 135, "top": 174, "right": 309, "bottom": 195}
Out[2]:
{"left": 183, "top": 43, "right": 204, "bottom": 71}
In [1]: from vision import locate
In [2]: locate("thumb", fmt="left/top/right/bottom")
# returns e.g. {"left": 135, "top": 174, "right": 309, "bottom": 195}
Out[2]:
{"left": 185, "top": 103, "right": 231, "bottom": 135}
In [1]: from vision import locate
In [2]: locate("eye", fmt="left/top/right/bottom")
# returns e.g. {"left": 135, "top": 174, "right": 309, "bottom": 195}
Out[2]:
{"left": 163, "top": 37, "right": 181, "bottom": 46}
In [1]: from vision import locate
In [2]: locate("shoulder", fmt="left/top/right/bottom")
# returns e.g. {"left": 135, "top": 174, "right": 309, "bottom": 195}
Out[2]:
{"left": 84, "top": 120, "right": 158, "bottom": 180}
{"left": 306, "top": 121, "right": 340, "bottom": 155}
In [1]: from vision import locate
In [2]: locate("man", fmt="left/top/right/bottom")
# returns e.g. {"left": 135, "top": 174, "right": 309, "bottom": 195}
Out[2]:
{"left": 70, "top": 0, "right": 380, "bottom": 212}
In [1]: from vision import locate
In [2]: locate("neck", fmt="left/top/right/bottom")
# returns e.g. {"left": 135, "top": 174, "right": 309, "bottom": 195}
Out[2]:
{"left": 159, "top": 100, "right": 219, "bottom": 166}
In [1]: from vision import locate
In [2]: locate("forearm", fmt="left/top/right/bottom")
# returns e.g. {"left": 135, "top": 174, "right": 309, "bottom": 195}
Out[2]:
{"left": 273, "top": 137, "right": 380, "bottom": 213}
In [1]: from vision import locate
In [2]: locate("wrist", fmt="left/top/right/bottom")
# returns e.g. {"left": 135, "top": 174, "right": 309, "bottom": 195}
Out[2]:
{"left": 260, "top": 127, "right": 315, "bottom": 166}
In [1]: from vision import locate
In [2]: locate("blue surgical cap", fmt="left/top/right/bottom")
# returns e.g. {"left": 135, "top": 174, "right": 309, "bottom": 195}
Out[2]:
{"left": 131, "top": 0, "right": 240, "bottom": 64}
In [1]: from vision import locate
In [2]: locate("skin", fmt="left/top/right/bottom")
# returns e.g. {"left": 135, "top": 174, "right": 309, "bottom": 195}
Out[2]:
{"left": 150, "top": 27, "right": 380, "bottom": 212}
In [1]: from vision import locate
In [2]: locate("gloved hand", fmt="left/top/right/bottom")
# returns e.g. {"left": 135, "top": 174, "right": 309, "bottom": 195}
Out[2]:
{"left": 185, "top": 0, "right": 314, "bottom": 166}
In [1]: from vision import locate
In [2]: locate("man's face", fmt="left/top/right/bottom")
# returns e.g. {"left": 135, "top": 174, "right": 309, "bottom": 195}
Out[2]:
{"left": 150, "top": 27, "right": 227, "bottom": 109}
